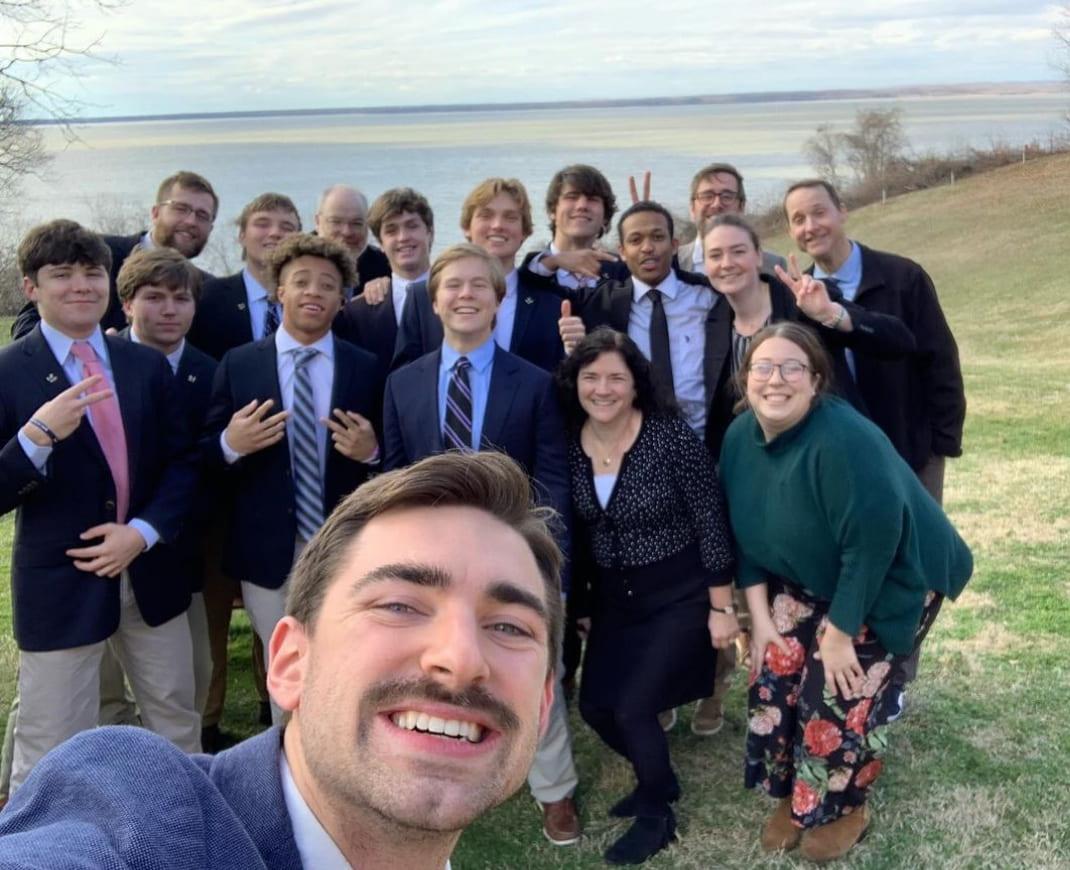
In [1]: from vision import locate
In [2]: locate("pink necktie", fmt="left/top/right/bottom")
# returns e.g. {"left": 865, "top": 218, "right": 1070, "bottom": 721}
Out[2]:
{"left": 70, "top": 341, "right": 130, "bottom": 523}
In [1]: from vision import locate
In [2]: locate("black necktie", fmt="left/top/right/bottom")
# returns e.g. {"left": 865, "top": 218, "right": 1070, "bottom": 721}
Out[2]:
{"left": 648, "top": 288, "right": 674, "bottom": 399}
{"left": 443, "top": 357, "right": 474, "bottom": 450}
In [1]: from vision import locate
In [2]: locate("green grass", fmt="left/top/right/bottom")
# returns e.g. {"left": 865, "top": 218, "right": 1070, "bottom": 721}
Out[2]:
{"left": 3, "top": 154, "right": 1070, "bottom": 867}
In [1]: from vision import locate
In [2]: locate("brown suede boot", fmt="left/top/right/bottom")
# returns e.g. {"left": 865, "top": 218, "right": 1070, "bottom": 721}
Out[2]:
{"left": 761, "top": 797, "right": 801, "bottom": 852}
{"left": 799, "top": 805, "right": 870, "bottom": 862}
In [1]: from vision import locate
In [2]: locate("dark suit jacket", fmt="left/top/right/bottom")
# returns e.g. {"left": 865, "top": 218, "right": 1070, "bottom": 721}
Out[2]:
{"left": 202, "top": 335, "right": 382, "bottom": 589}
{"left": 355, "top": 244, "right": 391, "bottom": 293}
{"left": 702, "top": 274, "right": 916, "bottom": 457}
{"left": 812, "top": 244, "right": 966, "bottom": 470}
{"left": 334, "top": 289, "right": 401, "bottom": 376}
{"left": 383, "top": 345, "right": 571, "bottom": 591}
{"left": 187, "top": 272, "right": 255, "bottom": 362}
{"left": 118, "top": 328, "right": 219, "bottom": 592}
{"left": 392, "top": 272, "right": 569, "bottom": 373}
{"left": 0, "top": 726, "right": 303, "bottom": 869}
{"left": 0, "top": 327, "right": 199, "bottom": 651}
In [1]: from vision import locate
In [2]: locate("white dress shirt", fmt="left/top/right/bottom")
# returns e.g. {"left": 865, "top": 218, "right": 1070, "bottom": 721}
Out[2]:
{"left": 17, "top": 321, "right": 159, "bottom": 548}
{"left": 220, "top": 327, "right": 335, "bottom": 475}
{"left": 242, "top": 268, "right": 275, "bottom": 341}
{"left": 493, "top": 269, "right": 519, "bottom": 351}
{"left": 391, "top": 270, "right": 429, "bottom": 327}
{"left": 629, "top": 271, "right": 714, "bottom": 436}
{"left": 279, "top": 753, "right": 453, "bottom": 870}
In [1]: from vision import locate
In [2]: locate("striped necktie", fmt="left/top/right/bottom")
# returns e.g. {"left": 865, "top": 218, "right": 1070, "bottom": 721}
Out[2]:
{"left": 442, "top": 356, "right": 474, "bottom": 451}
{"left": 263, "top": 301, "right": 281, "bottom": 337}
{"left": 291, "top": 348, "right": 324, "bottom": 540}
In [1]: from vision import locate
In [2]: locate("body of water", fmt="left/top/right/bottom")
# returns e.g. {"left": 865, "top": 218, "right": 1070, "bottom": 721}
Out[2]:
{"left": 18, "top": 90, "right": 1069, "bottom": 272}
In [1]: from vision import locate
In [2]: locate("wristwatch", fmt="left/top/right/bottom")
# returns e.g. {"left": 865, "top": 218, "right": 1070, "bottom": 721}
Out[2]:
{"left": 710, "top": 604, "right": 736, "bottom": 615}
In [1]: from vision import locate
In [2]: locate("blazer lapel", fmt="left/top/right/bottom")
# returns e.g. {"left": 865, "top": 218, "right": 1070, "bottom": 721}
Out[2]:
{"left": 509, "top": 275, "right": 539, "bottom": 353}
{"left": 703, "top": 295, "right": 732, "bottom": 404}
{"left": 609, "top": 280, "right": 633, "bottom": 332}
{"left": 24, "top": 327, "right": 110, "bottom": 471}
{"left": 229, "top": 276, "right": 255, "bottom": 344}
{"left": 480, "top": 347, "right": 519, "bottom": 450}
{"left": 421, "top": 351, "right": 445, "bottom": 453}
{"left": 24, "top": 326, "right": 70, "bottom": 404}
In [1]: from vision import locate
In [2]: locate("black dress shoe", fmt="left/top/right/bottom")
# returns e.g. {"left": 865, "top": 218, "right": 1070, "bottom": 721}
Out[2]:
{"left": 610, "top": 789, "right": 680, "bottom": 819}
{"left": 604, "top": 811, "right": 676, "bottom": 865}
{"left": 258, "top": 701, "right": 272, "bottom": 726}
{"left": 609, "top": 789, "right": 640, "bottom": 818}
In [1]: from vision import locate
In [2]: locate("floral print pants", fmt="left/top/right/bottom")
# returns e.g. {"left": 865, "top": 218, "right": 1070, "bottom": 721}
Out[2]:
{"left": 745, "top": 580, "right": 942, "bottom": 829}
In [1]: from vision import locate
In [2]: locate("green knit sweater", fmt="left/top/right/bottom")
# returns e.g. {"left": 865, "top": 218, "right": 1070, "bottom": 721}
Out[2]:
{"left": 719, "top": 396, "right": 973, "bottom": 654}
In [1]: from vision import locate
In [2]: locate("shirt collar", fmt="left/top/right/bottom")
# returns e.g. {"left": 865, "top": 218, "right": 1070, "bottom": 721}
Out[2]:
{"left": 275, "top": 325, "right": 335, "bottom": 360}
{"left": 813, "top": 240, "right": 862, "bottom": 285}
{"left": 140, "top": 231, "right": 156, "bottom": 250}
{"left": 242, "top": 267, "right": 270, "bottom": 303}
{"left": 441, "top": 334, "right": 495, "bottom": 374}
{"left": 129, "top": 327, "right": 185, "bottom": 374}
{"left": 632, "top": 269, "right": 680, "bottom": 304}
{"left": 504, "top": 268, "right": 518, "bottom": 299}
{"left": 279, "top": 753, "right": 351, "bottom": 870}
{"left": 391, "top": 270, "right": 429, "bottom": 293}
{"left": 40, "top": 320, "right": 107, "bottom": 368}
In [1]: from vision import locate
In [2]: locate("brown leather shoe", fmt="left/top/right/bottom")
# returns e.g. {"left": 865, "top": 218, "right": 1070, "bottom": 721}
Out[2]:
{"left": 539, "top": 796, "right": 582, "bottom": 845}
{"left": 692, "top": 696, "right": 725, "bottom": 735}
{"left": 800, "top": 805, "right": 870, "bottom": 862}
{"left": 761, "top": 797, "right": 801, "bottom": 852}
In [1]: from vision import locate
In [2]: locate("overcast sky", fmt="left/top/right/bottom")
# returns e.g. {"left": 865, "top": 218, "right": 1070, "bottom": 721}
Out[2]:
{"left": 15, "top": 0, "right": 1069, "bottom": 116}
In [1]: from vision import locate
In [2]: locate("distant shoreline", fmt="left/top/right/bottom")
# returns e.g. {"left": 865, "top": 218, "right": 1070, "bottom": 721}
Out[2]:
{"left": 26, "top": 80, "right": 1064, "bottom": 127}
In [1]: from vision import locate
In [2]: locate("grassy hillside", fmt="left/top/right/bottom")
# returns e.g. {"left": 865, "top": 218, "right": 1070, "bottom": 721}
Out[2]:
{"left": 1, "top": 153, "right": 1068, "bottom": 867}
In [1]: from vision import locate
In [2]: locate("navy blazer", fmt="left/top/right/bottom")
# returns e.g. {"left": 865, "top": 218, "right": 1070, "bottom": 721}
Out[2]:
{"left": 354, "top": 244, "right": 391, "bottom": 292}
{"left": 0, "top": 327, "right": 199, "bottom": 651}
{"left": 383, "top": 345, "right": 571, "bottom": 590}
{"left": 334, "top": 290, "right": 401, "bottom": 377}
{"left": 392, "top": 272, "right": 569, "bottom": 373}
{"left": 119, "top": 328, "right": 220, "bottom": 592}
{"left": 0, "top": 726, "right": 303, "bottom": 869}
{"left": 188, "top": 271, "right": 255, "bottom": 362}
{"left": 202, "top": 335, "right": 382, "bottom": 589}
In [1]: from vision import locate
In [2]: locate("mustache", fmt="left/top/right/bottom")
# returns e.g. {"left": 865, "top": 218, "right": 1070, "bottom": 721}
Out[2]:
{"left": 364, "top": 677, "right": 520, "bottom": 733}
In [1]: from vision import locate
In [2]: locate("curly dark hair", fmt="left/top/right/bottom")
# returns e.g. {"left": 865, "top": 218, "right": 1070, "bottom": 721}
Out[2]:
{"left": 555, "top": 327, "right": 677, "bottom": 433}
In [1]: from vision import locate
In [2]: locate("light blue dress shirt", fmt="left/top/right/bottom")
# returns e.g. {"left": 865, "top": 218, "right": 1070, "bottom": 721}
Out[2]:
{"left": 493, "top": 269, "right": 519, "bottom": 351}
{"left": 242, "top": 268, "right": 276, "bottom": 341}
{"left": 220, "top": 327, "right": 335, "bottom": 477}
{"left": 629, "top": 271, "right": 715, "bottom": 436}
{"left": 437, "top": 336, "right": 496, "bottom": 450}
{"left": 17, "top": 321, "right": 159, "bottom": 548}
{"left": 814, "top": 240, "right": 863, "bottom": 376}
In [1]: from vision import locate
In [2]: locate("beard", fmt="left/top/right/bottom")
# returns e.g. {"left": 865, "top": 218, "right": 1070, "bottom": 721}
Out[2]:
{"left": 154, "top": 223, "right": 208, "bottom": 259}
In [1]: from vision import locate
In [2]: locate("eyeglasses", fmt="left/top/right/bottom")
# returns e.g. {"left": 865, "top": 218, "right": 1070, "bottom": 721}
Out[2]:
{"left": 748, "top": 360, "right": 811, "bottom": 382}
{"left": 694, "top": 190, "right": 740, "bottom": 206}
{"left": 324, "top": 217, "right": 366, "bottom": 230}
{"left": 159, "top": 200, "right": 215, "bottom": 224}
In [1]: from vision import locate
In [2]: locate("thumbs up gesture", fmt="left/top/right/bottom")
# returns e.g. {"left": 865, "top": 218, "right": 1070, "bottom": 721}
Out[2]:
{"left": 558, "top": 299, "right": 587, "bottom": 354}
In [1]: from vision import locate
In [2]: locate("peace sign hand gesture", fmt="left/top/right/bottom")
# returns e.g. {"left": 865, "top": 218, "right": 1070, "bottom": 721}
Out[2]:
{"left": 774, "top": 254, "right": 848, "bottom": 328}
{"left": 21, "top": 375, "right": 114, "bottom": 447}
